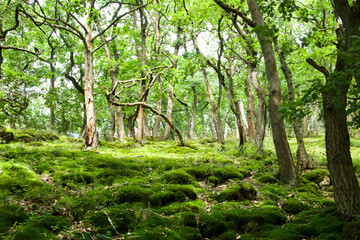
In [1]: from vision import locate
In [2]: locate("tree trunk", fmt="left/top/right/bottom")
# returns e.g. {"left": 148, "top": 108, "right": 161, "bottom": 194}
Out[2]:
{"left": 152, "top": 10, "right": 163, "bottom": 138}
{"left": 152, "top": 94, "right": 162, "bottom": 137}
{"left": 208, "top": 113, "right": 216, "bottom": 138}
{"left": 162, "top": 85, "right": 174, "bottom": 140}
{"left": 247, "top": 0, "right": 296, "bottom": 185}
{"left": 189, "top": 86, "right": 197, "bottom": 139}
{"left": 107, "top": 101, "right": 116, "bottom": 141}
{"left": 252, "top": 72, "right": 266, "bottom": 152}
{"left": 193, "top": 36, "right": 224, "bottom": 145}
{"left": 274, "top": 37, "right": 309, "bottom": 171}
{"left": 49, "top": 62, "right": 56, "bottom": 133}
{"left": 321, "top": 0, "right": 360, "bottom": 217}
{"left": 116, "top": 106, "right": 125, "bottom": 142}
{"left": 245, "top": 64, "right": 256, "bottom": 141}
{"left": 84, "top": 1, "right": 98, "bottom": 149}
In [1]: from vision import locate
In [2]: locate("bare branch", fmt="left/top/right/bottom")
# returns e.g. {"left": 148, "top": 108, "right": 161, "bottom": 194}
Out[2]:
{"left": 213, "top": 0, "right": 256, "bottom": 28}
{"left": 92, "top": 35, "right": 118, "bottom": 54}
{"left": 306, "top": 58, "right": 329, "bottom": 78}
{"left": 92, "top": 4, "right": 147, "bottom": 41}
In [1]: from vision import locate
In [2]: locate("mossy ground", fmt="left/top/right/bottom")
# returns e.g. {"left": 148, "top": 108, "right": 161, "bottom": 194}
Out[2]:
{"left": 0, "top": 132, "right": 359, "bottom": 239}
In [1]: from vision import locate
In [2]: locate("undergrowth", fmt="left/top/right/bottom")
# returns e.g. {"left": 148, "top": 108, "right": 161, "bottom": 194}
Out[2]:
{"left": 0, "top": 130, "right": 359, "bottom": 239}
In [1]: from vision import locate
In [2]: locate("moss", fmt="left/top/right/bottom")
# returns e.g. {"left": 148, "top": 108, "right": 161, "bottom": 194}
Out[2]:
{"left": 303, "top": 169, "right": 330, "bottom": 185}
{"left": 85, "top": 206, "right": 136, "bottom": 235}
{"left": 174, "top": 211, "right": 197, "bottom": 227}
{"left": 282, "top": 198, "right": 305, "bottom": 214}
{"left": 216, "top": 182, "right": 257, "bottom": 202}
{"left": 266, "top": 223, "right": 301, "bottom": 240}
{"left": 219, "top": 230, "right": 238, "bottom": 240}
{"left": 29, "top": 215, "right": 70, "bottom": 233}
{"left": 163, "top": 170, "right": 195, "bottom": 184}
{"left": 164, "top": 145, "right": 197, "bottom": 154}
{"left": 185, "top": 166, "right": 211, "bottom": 180}
{"left": 257, "top": 174, "right": 279, "bottom": 184}
{"left": 176, "top": 227, "right": 202, "bottom": 240}
{"left": 115, "top": 185, "right": 153, "bottom": 204}
{"left": 0, "top": 205, "right": 28, "bottom": 233}
{"left": 0, "top": 125, "right": 14, "bottom": 144}
{"left": 27, "top": 141, "right": 44, "bottom": 147}
{"left": 212, "top": 166, "right": 244, "bottom": 183}
{"left": 198, "top": 211, "right": 227, "bottom": 237}
{"left": 150, "top": 185, "right": 197, "bottom": 206}
{"left": 208, "top": 176, "right": 219, "bottom": 187}
{"left": 0, "top": 162, "right": 42, "bottom": 193}
{"left": 297, "top": 182, "right": 321, "bottom": 195}
{"left": 258, "top": 184, "right": 288, "bottom": 201}
{"left": 60, "top": 171, "right": 95, "bottom": 185}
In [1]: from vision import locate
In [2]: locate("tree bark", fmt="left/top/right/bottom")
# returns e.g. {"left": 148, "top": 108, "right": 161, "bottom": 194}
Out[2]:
{"left": 84, "top": 0, "right": 98, "bottom": 149}
{"left": 162, "top": 85, "right": 174, "bottom": 140}
{"left": 116, "top": 106, "right": 125, "bottom": 142}
{"left": 245, "top": 64, "right": 256, "bottom": 141}
{"left": 273, "top": 37, "right": 309, "bottom": 171}
{"left": 189, "top": 86, "right": 197, "bottom": 139}
{"left": 251, "top": 71, "right": 266, "bottom": 152}
{"left": 312, "top": 0, "right": 360, "bottom": 217}
{"left": 247, "top": 0, "right": 296, "bottom": 185}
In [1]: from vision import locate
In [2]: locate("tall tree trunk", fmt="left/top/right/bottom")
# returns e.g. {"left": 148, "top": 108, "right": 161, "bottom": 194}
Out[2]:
{"left": 162, "top": 85, "right": 174, "bottom": 140}
{"left": 193, "top": 36, "right": 224, "bottom": 145}
{"left": 274, "top": 37, "right": 309, "bottom": 171}
{"left": 252, "top": 72, "right": 266, "bottom": 152}
{"left": 49, "top": 62, "right": 56, "bottom": 133}
{"left": 116, "top": 106, "right": 125, "bottom": 142}
{"left": 97, "top": 22, "right": 118, "bottom": 142}
{"left": 245, "top": 64, "right": 256, "bottom": 141}
{"left": 152, "top": 10, "right": 163, "bottom": 138}
{"left": 189, "top": 86, "right": 197, "bottom": 139}
{"left": 152, "top": 95, "right": 162, "bottom": 137}
{"left": 84, "top": 1, "right": 98, "bottom": 149}
{"left": 313, "top": 0, "right": 360, "bottom": 217}
{"left": 208, "top": 112, "right": 216, "bottom": 138}
{"left": 247, "top": 0, "right": 296, "bottom": 185}
{"left": 107, "top": 100, "right": 116, "bottom": 141}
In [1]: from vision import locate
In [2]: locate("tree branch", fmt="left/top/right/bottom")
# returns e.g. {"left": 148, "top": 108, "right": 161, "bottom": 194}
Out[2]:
{"left": 306, "top": 58, "right": 329, "bottom": 78}
{"left": 92, "top": 4, "right": 147, "bottom": 41}
{"left": 213, "top": 0, "right": 256, "bottom": 27}
{"left": 107, "top": 98, "right": 184, "bottom": 146}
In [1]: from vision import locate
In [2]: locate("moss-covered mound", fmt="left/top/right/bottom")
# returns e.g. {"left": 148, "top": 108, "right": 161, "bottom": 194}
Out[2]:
{"left": 0, "top": 125, "right": 14, "bottom": 144}
{"left": 216, "top": 182, "right": 257, "bottom": 202}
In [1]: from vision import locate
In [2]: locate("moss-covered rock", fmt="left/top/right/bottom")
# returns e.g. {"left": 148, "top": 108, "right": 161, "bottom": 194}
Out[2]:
{"left": 150, "top": 185, "right": 197, "bottom": 206}
{"left": 208, "top": 176, "right": 219, "bottom": 187}
{"left": 176, "top": 227, "right": 202, "bottom": 240}
{"left": 0, "top": 125, "right": 14, "bottom": 144}
{"left": 199, "top": 211, "right": 227, "bottom": 238}
{"left": 115, "top": 185, "right": 153, "bottom": 204}
{"left": 0, "top": 162, "right": 42, "bottom": 193}
{"left": 0, "top": 205, "right": 28, "bottom": 234}
{"left": 212, "top": 166, "right": 244, "bottom": 183}
{"left": 282, "top": 198, "right": 305, "bottom": 214}
{"left": 163, "top": 170, "right": 195, "bottom": 184}
{"left": 174, "top": 211, "right": 197, "bottom": 227}
{"left": 303, "top": 169, "right": 330, "bottom": 185}
{"left": 257, "top": 174, "right": 279, "bottom": 184}
{"left": 216, "top": 182, "right": 257, "bottom": 202}
{"left": 186, "top": 166, "right": 211, "bottom": 180}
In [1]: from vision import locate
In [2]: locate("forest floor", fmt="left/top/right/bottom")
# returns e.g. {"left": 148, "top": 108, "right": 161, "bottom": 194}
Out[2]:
{"left": 1, "top": 129, "right": 360, "bottom": 240}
